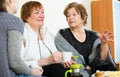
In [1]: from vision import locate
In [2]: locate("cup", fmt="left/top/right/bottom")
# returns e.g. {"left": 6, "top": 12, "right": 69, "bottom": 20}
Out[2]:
{"left": 62, "top": 51, "right": 72, "bottom": 62}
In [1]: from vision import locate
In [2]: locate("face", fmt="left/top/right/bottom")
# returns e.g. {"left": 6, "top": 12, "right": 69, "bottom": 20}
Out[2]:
{"left": 7, "top": 0, "right": 21, "bottom": 13}
{"left": 13, "top": 0, "right": 21, "bottom": 13}
{"left": 15, "top": 0, "right": 21, "bottom": 9}
{"left": 66, "top": 7, "right": 84, "bottom": 28}
{"left": 26, "top": 7, "right": 45, "bottom": 30}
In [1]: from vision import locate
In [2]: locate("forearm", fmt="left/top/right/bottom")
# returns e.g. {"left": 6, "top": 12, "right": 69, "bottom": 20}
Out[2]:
{"left": 38, "top": 57, "right": 53, "bottom": 66}
{"left": 38, "top": 52, "right": 62, "bottom": 66}
{"left": 100, "top": 43, "right": 108, "bottom": 60}
{"left": 8, "top": 30, "right": 32, "bottom": 75}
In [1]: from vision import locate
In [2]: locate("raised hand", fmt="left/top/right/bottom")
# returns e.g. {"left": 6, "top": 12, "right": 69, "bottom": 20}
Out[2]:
{"left": 97, "top": 30, "right": 113, "bottom": 44}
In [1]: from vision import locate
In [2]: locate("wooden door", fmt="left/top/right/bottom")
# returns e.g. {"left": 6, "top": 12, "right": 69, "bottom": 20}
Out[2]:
{"left": 91, "top": 0, "right": 114, "bottom": 58}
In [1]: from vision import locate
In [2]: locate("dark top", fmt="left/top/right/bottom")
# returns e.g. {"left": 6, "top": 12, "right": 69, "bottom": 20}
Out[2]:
{"left": 60, "top": 28, "right": 98, "bottom": 65}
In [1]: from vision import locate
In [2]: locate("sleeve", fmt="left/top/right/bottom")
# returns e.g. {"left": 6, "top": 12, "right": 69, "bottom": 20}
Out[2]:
{"left": 7, "top": 30, "right": 32, "bottom": 75}
{"left": 89, "top": 43, "right": 117, "bottom": 73}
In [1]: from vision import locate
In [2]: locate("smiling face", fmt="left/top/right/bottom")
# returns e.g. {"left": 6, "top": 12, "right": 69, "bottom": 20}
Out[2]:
{"left": 66, "top": 7, "right": 84, "bottom": 28}
{"left": 26, "top": 7, "right": 45, "bottom": 30}
{"left": 20, "top": 1, "right": 44, "bottom": 31}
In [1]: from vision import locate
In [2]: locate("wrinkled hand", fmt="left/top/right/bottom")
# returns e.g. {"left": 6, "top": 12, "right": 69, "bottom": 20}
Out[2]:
{"left": 97, "top": 30, "right": 113, "bottom": 44}
{"left": 48, "top": 51, "right": 62, "bottom": 64}
{"left": 32, "top": 67, "right": 43, "bottom": 76}
{"left": 63, "top": 55, "right": 76, "bottom": 68}
{"left": 63, "top": 60, "right": 76, "bottom": 68}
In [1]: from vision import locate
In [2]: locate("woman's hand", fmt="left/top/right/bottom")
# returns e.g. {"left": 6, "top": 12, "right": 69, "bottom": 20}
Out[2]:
{"left": 48, "top": 51, "right": 63, "bottom": 64}
{"left": 63, "top": 60, "right": 76, "bottom": 68}
{"left": 86, "top": 65, "right": 91, "bottom": 71}
{"left": 38, "top": 51, "right": 62, "bottom": 66}
{"left": 32, "top": 67, "right": 43, "bottom": 76}
{"left": 97, "top": 30, "right": 113, "bottom": 60}
{"left": 98, "top": 30, "right": 113, "bottom": 44}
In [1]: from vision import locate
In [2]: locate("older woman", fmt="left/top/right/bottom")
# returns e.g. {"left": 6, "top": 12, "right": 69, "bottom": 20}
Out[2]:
{"left": 20, "top": 1, "right": 66, "bottom": 77}
{"left": 0, "top": 0, "right": 42, "bottom": 77}
{"left": 55, "top": 2, "right": 117, "bottom": 77}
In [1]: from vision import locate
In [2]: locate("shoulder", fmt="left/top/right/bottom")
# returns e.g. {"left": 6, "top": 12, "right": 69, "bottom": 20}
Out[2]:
{"left": 2, "top": 12, "right": 22, "bottom": 22}
{"left": 11, "top": 15, "right": 24, "bottom": 34}
{"left": 1, "top": 12, "right": 24, "bottom": 33}
{"left": 85, "top": 29, "right": 99, "bottom": 42}
{"left": 85, "top": 29, "right": 98, "bottom": 36}
{"left": 55, "top": 28, "right": 68, "bottom": 39}
{"left": 59, "top": 28, "right": 70, "bottom": 35}
{"left": 59, "top": 28, "right": 69, "bottom": 32}
{"left": 10, "top": 14, "right": 24, "bottom": 26}
{"left": 55, "top": 28, "right": 71, "bottom": 42}
{"left": 0, "top": 12, "right": 23, "bottom": 24}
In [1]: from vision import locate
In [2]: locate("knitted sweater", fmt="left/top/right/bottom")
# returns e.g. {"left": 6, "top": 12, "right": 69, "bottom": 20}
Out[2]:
{"left": 0, "top": 12, "right": 32, "bottom": 77}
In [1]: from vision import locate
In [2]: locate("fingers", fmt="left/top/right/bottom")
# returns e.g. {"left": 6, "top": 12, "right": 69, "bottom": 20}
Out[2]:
{"left": 63, "top": 60, "right": 76, "bottom": 68}
{"left": 32, "top": 68, "right": 43, "bottom": 76}
{"left": 39, "top": 67, "right": 43, "bottom": 72}
{"left": 104, "top": 30, "right": 113, "bottom": 37}
{"left": 104, "top": 30, "right": 113, "bottom": 42}
{"left": 98, "top": 30, "right": 113, "bottom": 43}
{"left": 63, "top": 62, "right": 71, "bottom": 68}
{"left": 51, "top": 52, "right": 63, "bottom": 63}
{"left": 39, "top": 68, "right": 43, "bottom": 76}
